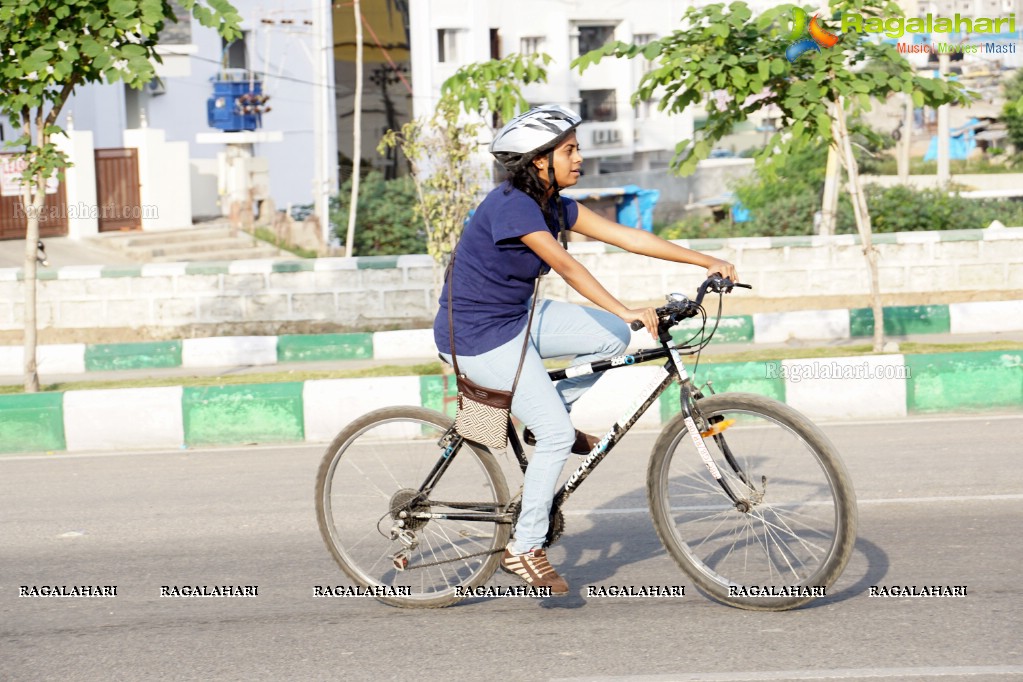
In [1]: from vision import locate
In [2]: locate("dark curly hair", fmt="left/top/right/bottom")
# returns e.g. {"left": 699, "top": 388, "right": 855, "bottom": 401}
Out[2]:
{"left": 503, "top": 150, "right": 564, "bottom": 230}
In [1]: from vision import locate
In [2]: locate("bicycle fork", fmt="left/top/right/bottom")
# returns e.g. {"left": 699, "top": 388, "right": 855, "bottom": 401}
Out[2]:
{"left": 669, "top": 342, "right": 757, "bottom": 513}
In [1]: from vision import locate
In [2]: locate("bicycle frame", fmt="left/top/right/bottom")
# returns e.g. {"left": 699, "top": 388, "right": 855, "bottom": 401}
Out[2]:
{"left": 414, "top": 329, "right": 744, "bottom": 526}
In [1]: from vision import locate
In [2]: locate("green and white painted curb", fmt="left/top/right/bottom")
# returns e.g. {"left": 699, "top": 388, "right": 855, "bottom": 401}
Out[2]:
{"left": 2, "top": 350, "right": 1019, "bottom": 455}
{"left": 2, "top": 301, "right": 1020, "bottom": 377}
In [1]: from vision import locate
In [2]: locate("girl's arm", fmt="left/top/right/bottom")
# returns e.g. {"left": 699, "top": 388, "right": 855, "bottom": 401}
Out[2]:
{"left": 570, "top": 203, "right": 739, "bottom": 281}
{"left": 520, "top": 230, "right": 659, "bottom": 338}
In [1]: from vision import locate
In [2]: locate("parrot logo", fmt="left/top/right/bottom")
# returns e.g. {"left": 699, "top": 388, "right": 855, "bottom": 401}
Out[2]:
{"left": 786, "top": 7, "right": 840, "bottom": 61}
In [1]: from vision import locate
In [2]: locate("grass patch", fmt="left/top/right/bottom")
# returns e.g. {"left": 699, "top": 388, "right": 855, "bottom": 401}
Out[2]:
{"left": 251, "top": 227, "right": 319, "bottom": 259}
{"left": 0, "top": 362, "right": 446, "bottom": 396}
{"left": 1, "top": 340, "right": 1020, "bottom": 396}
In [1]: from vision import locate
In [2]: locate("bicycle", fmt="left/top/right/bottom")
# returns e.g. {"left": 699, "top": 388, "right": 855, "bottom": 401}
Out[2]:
{"left": 315, "top": 276, "right": 858, "bottom": 610}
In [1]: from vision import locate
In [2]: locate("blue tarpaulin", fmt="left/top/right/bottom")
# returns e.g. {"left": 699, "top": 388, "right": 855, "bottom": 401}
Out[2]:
{"left": 561, "top": 185, "right": 661, "bottom": 231}
{"left": 924, "top": 117, "right": 979, "bottom": 161}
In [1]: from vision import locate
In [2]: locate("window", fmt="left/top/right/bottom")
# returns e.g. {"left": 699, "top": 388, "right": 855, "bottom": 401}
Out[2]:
{"left": 633, "top": 98, "right": 655, "bottom": 120}
{"left": 162, "top": 0, "right": 192, "bottom": 45}
{"left": 222, "top": 31, "right": 249, "bottom": 70}
{"left": 633, "top": 33, "right": 657, "bottom": 73}
{"left": 520, "top": 36, "right": 545, "bottom": 55}
{"left": 580, "top": 89, "right": 617, "bottom": 122}
{"left": 577, "top": 25, "right": 616, "bottom": 56}
{"left": 437, "top": 29, "right": 463, "bottom": 63}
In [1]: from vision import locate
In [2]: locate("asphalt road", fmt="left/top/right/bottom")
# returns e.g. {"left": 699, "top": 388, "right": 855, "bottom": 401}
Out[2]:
{"left": 2, "top": 414, "right": 1022, "bottom": 682}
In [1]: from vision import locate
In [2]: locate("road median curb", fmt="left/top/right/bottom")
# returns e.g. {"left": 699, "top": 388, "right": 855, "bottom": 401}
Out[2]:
{"left": 1, "top": 349, "right": 1019, "bottom": 455}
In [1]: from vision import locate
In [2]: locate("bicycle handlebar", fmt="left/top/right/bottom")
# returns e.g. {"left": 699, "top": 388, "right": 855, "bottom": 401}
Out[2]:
{"left": 629, "top": 276, "right": 752, "bottom": 331}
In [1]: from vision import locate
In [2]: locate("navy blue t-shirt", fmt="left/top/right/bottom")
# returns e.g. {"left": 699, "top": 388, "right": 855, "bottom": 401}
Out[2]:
{"left": 434, "top": 182, "right": 579, "bottom": 357}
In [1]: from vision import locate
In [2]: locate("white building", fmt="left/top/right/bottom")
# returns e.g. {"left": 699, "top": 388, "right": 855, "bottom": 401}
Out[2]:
{"left": 0, "top": 0, "right": 338, "bottom": 231}
{"left": 409, "top": 0, "right": 700, "bottom": 175}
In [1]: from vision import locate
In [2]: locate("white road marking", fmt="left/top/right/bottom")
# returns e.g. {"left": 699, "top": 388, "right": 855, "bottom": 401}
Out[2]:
{"left": 551, "top": 664, "right": 1023, "bottom": 681}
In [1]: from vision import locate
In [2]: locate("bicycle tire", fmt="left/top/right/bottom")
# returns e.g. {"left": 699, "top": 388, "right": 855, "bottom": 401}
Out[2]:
{"left": 647, "top": 392, "right": 857, "bottom": 611}
{"left": 315, "top": 406, "right": 511, "bottom": 608}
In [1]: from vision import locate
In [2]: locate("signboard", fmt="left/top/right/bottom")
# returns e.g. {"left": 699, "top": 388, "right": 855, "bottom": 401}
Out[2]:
{"left": 0, "top": 155, "right": 58, "bottom": 196}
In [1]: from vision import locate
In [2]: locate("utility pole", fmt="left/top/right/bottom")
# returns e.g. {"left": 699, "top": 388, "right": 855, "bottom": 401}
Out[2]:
{"left": 345, "top": 0, "right": 363, "bottom": 258}
{"left": 898, "top": 92, "right": 912, "bottom": 184}
{"left": 313, "top": 0, "right": 337, "bottom": 248}
{"left": 936, "top": 35, "right": 950, "bottom": 188}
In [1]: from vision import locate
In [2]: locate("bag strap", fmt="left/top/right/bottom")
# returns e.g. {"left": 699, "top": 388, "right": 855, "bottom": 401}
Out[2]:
{"left": 447, "top": 248, "right": 539, "bottom": 396}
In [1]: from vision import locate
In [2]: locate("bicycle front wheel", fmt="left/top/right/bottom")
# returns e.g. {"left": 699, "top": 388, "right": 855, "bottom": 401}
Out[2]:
{"left": 648, "top": 392, "right": 857, "bottom": 611}
{"left": 315, "top": 406, "right": 511, "bottom": 608}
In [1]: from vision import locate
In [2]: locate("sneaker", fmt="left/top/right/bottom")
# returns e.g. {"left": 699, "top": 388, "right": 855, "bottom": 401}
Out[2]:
{"left": 500, "top": 548, "right": 569, "bottom": 596}
{"left": 522, "top": 428, "right": 600, "bottom": 455}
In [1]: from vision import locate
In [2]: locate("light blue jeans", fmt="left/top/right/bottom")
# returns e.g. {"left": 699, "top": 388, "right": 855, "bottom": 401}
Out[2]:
{"left": 440, "top": 299, "right": 631, "bottom": 553}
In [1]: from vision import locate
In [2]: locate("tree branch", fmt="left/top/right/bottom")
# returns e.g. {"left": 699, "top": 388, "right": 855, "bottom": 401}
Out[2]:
{"left": 43, "top": 74, "right": 81, "bottom": 129}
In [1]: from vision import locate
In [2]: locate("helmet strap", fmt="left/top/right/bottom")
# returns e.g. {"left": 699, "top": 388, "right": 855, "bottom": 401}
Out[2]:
{"left": 546, "top": 151, "right": 568, "bottom": 249}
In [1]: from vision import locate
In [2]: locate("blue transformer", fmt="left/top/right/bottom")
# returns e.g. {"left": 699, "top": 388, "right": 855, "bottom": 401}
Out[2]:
{"left": 207, "top": 69, "right": 266, "bottom": 132}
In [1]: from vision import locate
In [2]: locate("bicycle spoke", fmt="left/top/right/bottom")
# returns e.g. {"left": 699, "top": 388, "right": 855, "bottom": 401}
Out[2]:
{"left": 315, "top": 407, "right": 510, "bottom": 607}
{"left": 649, "top": 395, "right": 855, "bottom": 609}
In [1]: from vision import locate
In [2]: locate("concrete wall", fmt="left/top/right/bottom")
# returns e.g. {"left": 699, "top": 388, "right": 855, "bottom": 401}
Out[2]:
{"left": 1, "top": 228, "right": 1021, "bottom": 336}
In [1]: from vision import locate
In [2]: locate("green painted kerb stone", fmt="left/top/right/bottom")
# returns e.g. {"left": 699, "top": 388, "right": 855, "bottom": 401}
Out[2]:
{"left": 420, "top": 374, "right": 458, "bottom": 419}
{"left": 356, "top": 256, "right": 399, "bottom": 269}
{"left": 277, "top": 333, "right": 373, "bottom": 363}
{"left": 850, "top": 305, "right": 951, "bottom": 337}
{"left": 182, "top": 383, "right": 304, "bottom": 446}
{"left": 905, "top": 351, "right": 1023, "bottom": 412}
{"left": 272, "top": 261, "right": 315, "bottom": 273}
{"left": 85, "top": 341, "right": 183, "bottom": 372}
{"left": 672, "top": 315, "right": 753, "bottom": 345}
{"left": 0, "top": 393, "right": 65, "bottom": 454}
{"left": 184, "top": 262, "right": 230, "bottom": 275}
{"left": 660, "top": 361, "right": 786, "bottom": 422}
{"left": 100, "top": 266, "right": 143, "bottom": 278}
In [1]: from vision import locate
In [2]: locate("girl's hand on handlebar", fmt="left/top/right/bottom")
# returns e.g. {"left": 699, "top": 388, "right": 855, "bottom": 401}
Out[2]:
{"left": 621, "top": 307, "right": 659, "bottom": 339}
{"left": 706, "top": 258, "right": 738, "bottom": 283}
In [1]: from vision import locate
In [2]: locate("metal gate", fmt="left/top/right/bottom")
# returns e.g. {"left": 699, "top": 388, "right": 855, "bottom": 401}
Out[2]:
{"left": 94, "top": 147, "right": 142, "bottom": 232}
{"left": 0, "top": 153, "right": 68, "bottom": 240}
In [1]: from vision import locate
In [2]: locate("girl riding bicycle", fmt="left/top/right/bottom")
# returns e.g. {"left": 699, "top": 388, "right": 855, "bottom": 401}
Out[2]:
{"left": 434, "top": 104, "right": 737, "bottom": 595}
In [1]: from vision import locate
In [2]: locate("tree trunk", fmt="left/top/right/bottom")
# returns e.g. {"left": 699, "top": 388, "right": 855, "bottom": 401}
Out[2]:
{"left": 819, "top": 144, "right": 839, "bottom": 236}
{"left": 832, "top": 97, "right": 885, "bottom": 352}
{"left": 345, "top": 0, "right": 364, "bottom": 257}
{"left": 20, "top": 109, "right": 43, "bottom": 393}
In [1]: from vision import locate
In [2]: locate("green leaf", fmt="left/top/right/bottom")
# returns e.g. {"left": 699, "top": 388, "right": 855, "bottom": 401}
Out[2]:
{"left": 730, "top": 67, "right": 747, "bottom": 89}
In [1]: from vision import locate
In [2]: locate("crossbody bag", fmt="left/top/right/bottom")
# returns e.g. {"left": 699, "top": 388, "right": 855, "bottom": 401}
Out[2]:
{"left": 446, "top": 250, "right": 539, "bottom": 450}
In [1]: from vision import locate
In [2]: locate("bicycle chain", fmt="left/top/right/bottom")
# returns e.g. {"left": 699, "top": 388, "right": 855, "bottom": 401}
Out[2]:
{"left": 378, "top": 498, "right": 510, "bottom": 571}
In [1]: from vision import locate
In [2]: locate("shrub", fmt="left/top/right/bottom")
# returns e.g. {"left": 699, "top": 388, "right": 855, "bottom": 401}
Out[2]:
{"left": 330, "top": 171, "right": 425, "bottom": 256}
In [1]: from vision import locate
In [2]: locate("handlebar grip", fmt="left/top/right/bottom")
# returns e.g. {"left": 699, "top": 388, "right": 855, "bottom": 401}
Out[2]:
{"left": 630, "top": 319, "right": 645, "bottom": 331}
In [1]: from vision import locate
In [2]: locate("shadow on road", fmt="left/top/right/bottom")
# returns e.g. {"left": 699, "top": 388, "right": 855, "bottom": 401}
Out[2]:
{"left": 526, "top": 485, "right": 889, "bottom": 612}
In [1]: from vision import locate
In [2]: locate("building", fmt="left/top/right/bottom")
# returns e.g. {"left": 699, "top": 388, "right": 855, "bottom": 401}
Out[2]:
{"left": 0, "top": 0, "right": 347, "bottom": 241}
{"left": 410, "top": 0, "right": 692, "bottom": 175}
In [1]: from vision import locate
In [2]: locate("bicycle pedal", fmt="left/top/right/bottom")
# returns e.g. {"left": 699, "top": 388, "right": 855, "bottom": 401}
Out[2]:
{"left": 392, "top": 550, "right": 411, "bottom": 571}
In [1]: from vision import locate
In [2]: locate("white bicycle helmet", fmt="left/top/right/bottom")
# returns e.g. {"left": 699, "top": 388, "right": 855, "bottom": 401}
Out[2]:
{"left": 490, "top": 104, "right": 582, "bottom": 171}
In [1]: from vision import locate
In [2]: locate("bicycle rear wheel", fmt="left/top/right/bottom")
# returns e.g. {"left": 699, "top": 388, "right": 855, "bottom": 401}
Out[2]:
{"left": 315, "top": 406, "right": 511, "bottom": 608}
{"left": 647, "top": 392, "right": 857, "bottom": 610}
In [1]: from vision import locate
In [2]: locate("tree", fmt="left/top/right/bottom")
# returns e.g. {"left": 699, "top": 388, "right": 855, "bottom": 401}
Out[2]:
{"left": 377, "top": 53, "right": 550, "bottom": 287}
{"left": 0, "top": 0, "right": 241, "bottom": 392}
{"left": 576, "top": 0, "right": 971, "bottom": 351}
{"left": 1000, "top": 68, "right": 1023, "bottom": 153}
